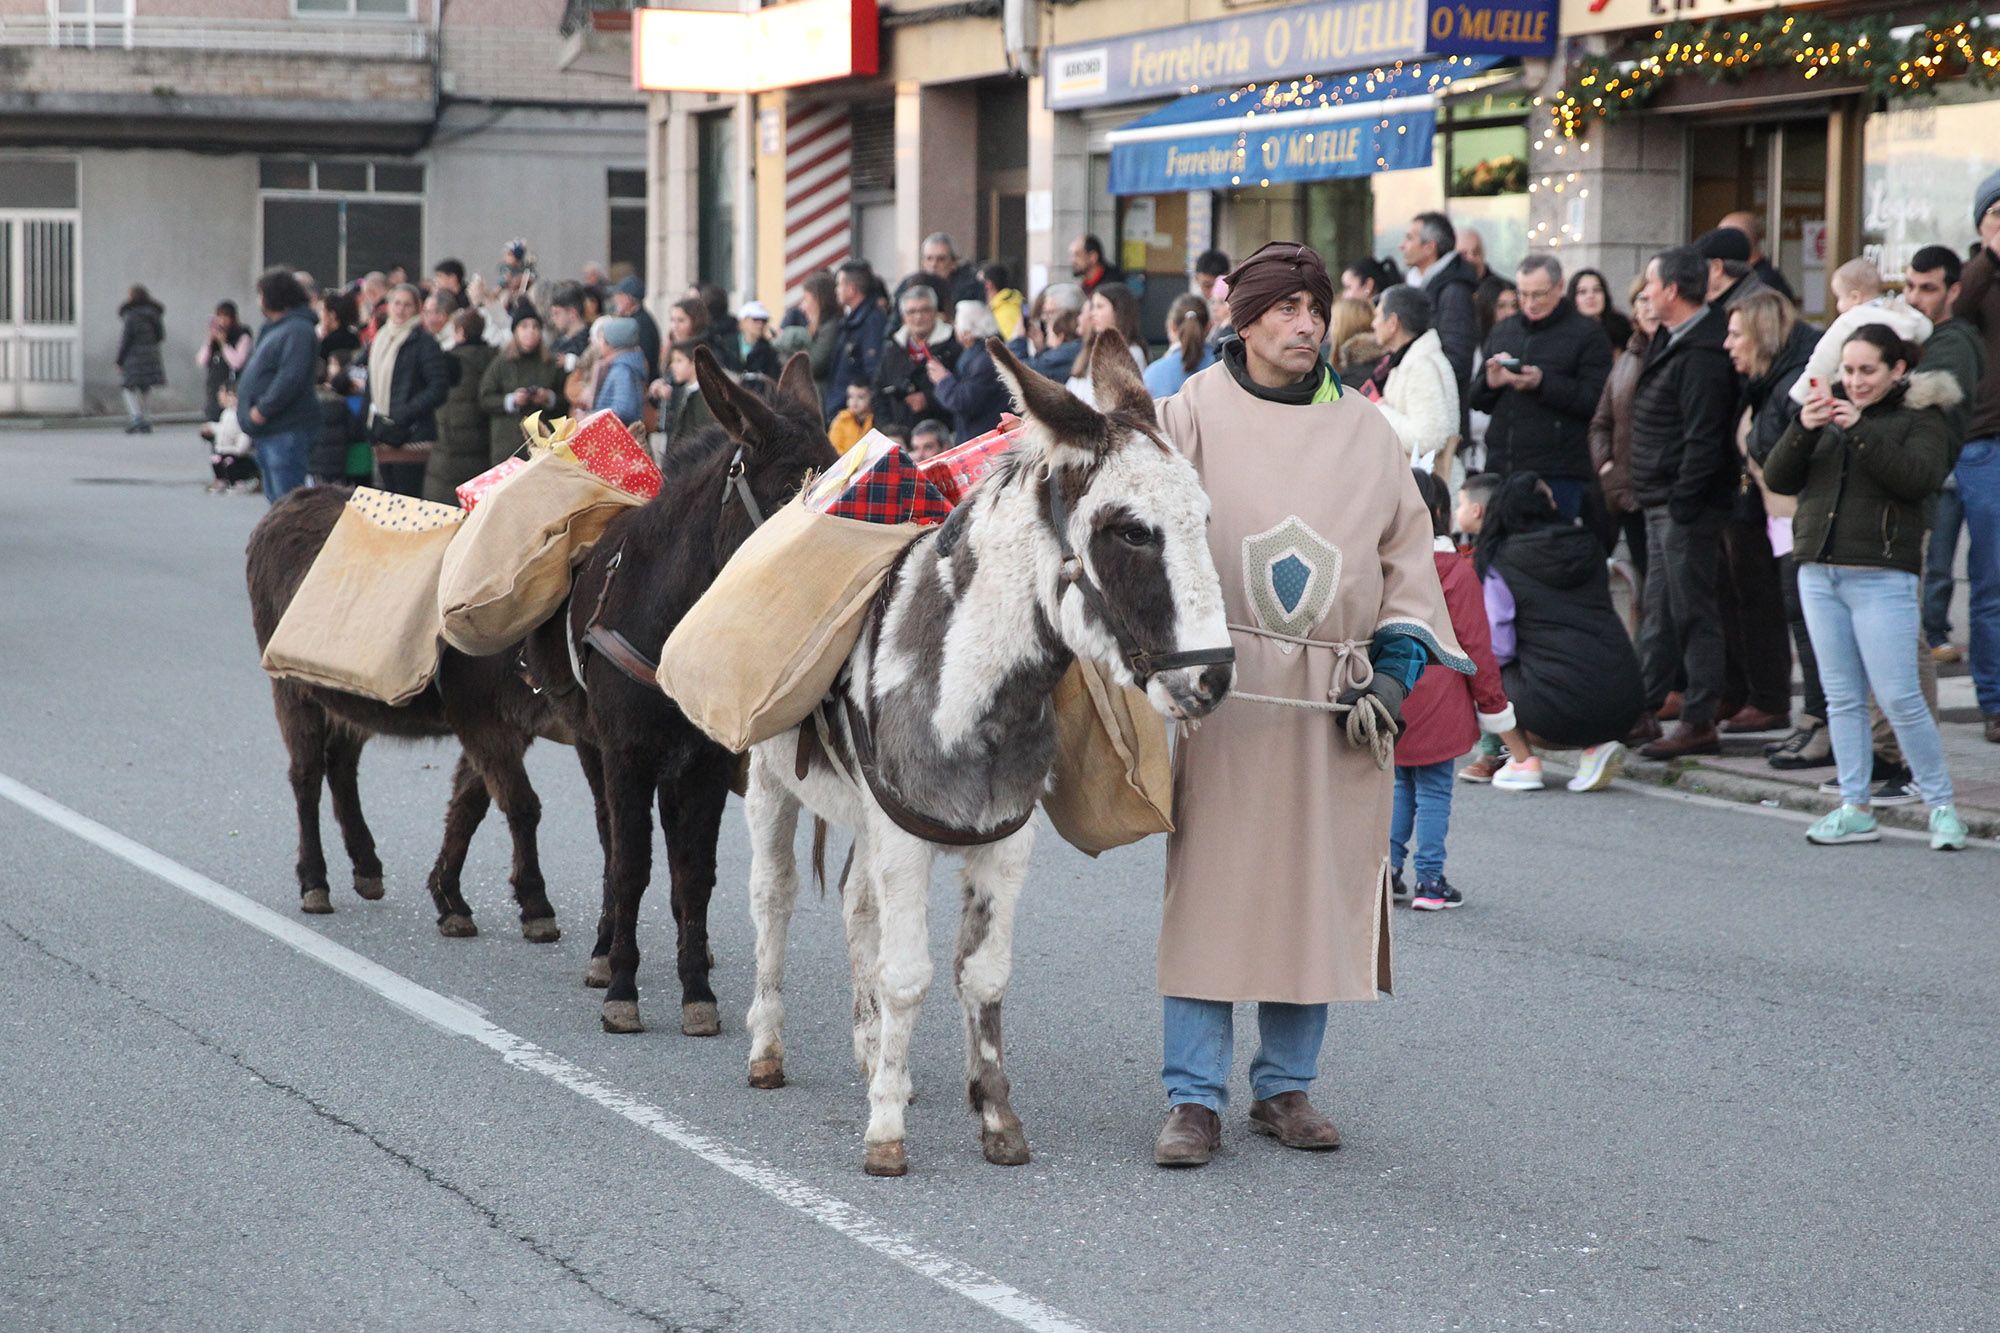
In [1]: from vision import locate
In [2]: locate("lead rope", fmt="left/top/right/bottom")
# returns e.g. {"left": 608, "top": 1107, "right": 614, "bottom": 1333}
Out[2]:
{"left": 1223, "top": 624, "right": 1396, "bottom": 771}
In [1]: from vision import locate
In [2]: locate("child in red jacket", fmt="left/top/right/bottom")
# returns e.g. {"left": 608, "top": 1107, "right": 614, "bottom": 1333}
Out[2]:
{"left": 1390, "top": 471, "right": 1532, "bottom": 910}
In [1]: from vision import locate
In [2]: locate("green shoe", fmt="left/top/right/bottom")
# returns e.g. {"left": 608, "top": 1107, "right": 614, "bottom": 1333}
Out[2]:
{"left": 1930, "top": 805, "right": 1969, "bottom": 852}
{"left": 1807, "top": 804, "right": 1880, "bottom": 845}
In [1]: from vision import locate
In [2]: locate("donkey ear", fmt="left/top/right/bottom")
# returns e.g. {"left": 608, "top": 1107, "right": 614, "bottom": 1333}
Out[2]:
{"left": 986, "top": 336, "right": 1107, "bottom": 449}
{"left": 697, "top": 345, "right": 782, "bottom": 450}
{"left": 775, "top": 351, "right": 823, "bottom": 429}
{"left": 1088, "top": 329, "right": 1157, "bottom": 427}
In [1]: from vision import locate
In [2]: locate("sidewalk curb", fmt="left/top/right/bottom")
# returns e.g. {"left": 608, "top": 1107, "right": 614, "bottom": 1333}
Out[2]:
{"left": 0, "top": 414, "right": 204, "bottom": 432}
{"left": 1619, "top": 753, "right": 2000, "bottom": 841}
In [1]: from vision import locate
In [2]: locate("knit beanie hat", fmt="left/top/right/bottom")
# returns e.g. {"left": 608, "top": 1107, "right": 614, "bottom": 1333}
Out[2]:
{"left": 600, "top": 316, "right": 640, "bottom": 349}
{"left": 1976, "top": 169, "right": 2000, "bottom": 228}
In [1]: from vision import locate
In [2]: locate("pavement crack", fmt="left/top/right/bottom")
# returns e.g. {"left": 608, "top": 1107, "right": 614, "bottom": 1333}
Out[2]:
{"left": 0, "top": 917, "right": 683, "bottom": 1331}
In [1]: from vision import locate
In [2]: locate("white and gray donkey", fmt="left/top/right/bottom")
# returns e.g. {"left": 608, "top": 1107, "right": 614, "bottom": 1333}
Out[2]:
{"left": 740, "top": 334, "right": 1235, "bottom": 1176}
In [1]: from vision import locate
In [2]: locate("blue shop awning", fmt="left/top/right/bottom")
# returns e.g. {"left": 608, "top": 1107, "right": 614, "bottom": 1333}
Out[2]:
{"left": 1106, "top": 56, "right": 1504, "bottom": 196}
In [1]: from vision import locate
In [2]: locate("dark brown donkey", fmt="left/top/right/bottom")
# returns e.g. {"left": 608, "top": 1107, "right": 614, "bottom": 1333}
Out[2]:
{"left": 522, "top": 350, "right": 836, "bottom": 1037}
{"left": 246, "top": 485, "right": 574, "bottom": 940}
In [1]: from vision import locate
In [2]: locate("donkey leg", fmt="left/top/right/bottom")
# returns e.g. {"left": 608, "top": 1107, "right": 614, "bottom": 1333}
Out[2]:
{"left": 860, "top": 833, "right": 936, "bottom": 1177}
{"left": 576, "top": 740, "right": 615, "bottom": 988}
{"left": 276, "top": 692, "right": 333, "bottom": 914}
{"left": 838, "top": 833, "right": 884, "bottom": 1082}
{"left": 600, "top": 747, "right": 657, "bottom": 1033}
{"left": 426, "top": 755, "right": 488, "bottom": 937}
{"left": 465, "top": 737, "right": 558, "bottom": 943}
{"left": 658, "top": 750, "right": 732, "bottom": 1035}
{"left": 957, "top": 830, "right": 1035, "bottom": 1167}
{"left": 321, "top": 728, "right": 385, "bottom": 901}
{"left": 743, "top": 754, "right": 801, "bottom": 1088}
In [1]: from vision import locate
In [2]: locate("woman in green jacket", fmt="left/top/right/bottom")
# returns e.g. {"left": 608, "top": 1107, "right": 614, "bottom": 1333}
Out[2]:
{"left": 1762, "top": 323, "right": 1966, "bottom": 850}
{"left": 479, "top": 305, "right": 567, "bottom": 466}
{"left": 423, "top": 308, "right": 498, "bottom": 504}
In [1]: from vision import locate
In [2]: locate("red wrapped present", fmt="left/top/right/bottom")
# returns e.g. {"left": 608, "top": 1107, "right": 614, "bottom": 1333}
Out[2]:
{"left": 916, "top": 413, "right": 1024, "bottom": 507}
{"left": 823, "top": 448, "right": 953, "bottom": 527}
{"left": 562, "top": 408, "right": 663, "bottom": 500}
{"left": 455, "top": 455, "right": 529, "bottom": 512}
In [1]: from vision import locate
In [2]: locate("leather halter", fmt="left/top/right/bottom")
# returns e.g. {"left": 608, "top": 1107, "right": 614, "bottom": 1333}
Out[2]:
{"left": 569, "top": 446, "right": 769, "bottom": 692}
{"left": 1039, "top": 463, "right": 1236, "bottom": 686}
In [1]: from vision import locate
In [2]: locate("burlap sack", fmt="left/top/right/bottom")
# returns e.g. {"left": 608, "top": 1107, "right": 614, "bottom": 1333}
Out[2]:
{"left": 658, "top": 497, "right": 925, "bottom": 751}
{"left": 261, "top": 488, "right": 466, "bottom": 705}
{"left": 436, "top": 450, "right": 642, "bottom": 656}
{"left": 1042, "top": 659, "right": 1174, "bottom": 856}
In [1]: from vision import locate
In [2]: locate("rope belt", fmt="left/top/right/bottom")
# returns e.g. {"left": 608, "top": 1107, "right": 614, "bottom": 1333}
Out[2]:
{"left": 1222, "top": 624, "right": 1396, "bottom": 771}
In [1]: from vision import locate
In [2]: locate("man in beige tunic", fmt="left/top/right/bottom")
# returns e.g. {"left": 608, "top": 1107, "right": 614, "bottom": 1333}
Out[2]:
{"left": 1151, "top": 242, "right": 1471, "bottom": 1167}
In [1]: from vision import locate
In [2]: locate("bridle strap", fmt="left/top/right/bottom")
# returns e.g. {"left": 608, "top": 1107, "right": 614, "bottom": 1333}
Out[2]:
{"left": 1040, "top": 464, "right": 1236, "bottom": 685}
{"left": 724, "top": 446, "right": 764, "bottom": 528}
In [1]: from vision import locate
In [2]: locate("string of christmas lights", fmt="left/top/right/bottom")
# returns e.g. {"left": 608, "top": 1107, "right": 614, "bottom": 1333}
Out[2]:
{"left": 1540, "top": 9, "right": 2000, "bottom": 141}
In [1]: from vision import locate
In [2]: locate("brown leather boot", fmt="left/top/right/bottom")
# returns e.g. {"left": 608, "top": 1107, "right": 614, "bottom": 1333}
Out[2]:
{"left": 1247, "top": 1091, "right": 1342, "bottom": 1150}
{"left": 1624, "top": 712, "right": 1663, "bottom": 747}
{"left": 1153, "top": 1103, "right": 1222, "bottom": 1167}
{"left": 1639, "top": 721, "right": 1721, "bottom": 760}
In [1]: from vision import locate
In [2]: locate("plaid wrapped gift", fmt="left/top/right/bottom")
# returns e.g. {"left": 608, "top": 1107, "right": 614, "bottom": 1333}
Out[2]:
{"left": 915, "top": 413, "right": 1023, "bottom": 507}
{"left": 455, "top": 455, "right": 529, "bottom": 511}
{"left": 822, "top": 449, "right": 954, "bottom": 527}
{"left": 562, "top": 408, "right": 663, "bottom": 501}
{"left": 805, "top": 428, "right": 899, "bottom": 512}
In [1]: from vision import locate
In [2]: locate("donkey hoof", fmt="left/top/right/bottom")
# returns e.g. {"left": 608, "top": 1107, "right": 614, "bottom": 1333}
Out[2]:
{"left": 352, "top": 875, "right": 385, "bottom": 901}
{"left": 601, "top": 1000, "right": 643, "bottom": 1034}
{"left": 681, "top": 1001, "right": 721, "bottom": 1037}
{"left": 862, "top": 1142, "right": 908, "bottom": 1177}
{"left": 521, "top": 917, "right": 561, "bottom": 944}
{"left": 982, "top": 1127, "right": 1031, "bottom": 1166}
{"left": 300, "top": 889, "right": 333, "bottom": 915}
{"left": 748, "top": 1058, "right": 786, "bottom": 1089}
{"left": 583, "top": 955, "right": 611, "bottom": 989}
{"left": 438, "top": 914, "right": 478, "bottom": 939}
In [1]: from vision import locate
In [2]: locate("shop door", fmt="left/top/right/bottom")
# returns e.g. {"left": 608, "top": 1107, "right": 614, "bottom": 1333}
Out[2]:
{"left": 1687, "top": 119, "right": 1829, "bottom": 317}
{"left": 0, "top": 211, "right": 83, "bottom": 414}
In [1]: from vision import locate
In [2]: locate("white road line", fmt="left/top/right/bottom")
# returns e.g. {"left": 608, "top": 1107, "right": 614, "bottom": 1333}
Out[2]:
{"left": 0, "top": 772, "right": 1097, "bottom": 1333}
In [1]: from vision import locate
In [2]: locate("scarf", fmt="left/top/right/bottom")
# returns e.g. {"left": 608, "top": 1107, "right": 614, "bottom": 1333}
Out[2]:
{"left": 368, "top": 315, "right": 417, "bottom": 427}
{"left": 1222, "top": 337, "right": 1339, "bottom": 405}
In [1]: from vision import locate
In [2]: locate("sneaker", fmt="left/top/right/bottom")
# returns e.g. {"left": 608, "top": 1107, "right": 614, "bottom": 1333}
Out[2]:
{"left": 1807, "top": 805, "right": 1880, "bottom": 845}
{"left": 1767, "top": 721, "right": 1833, "bottom": 769}
{"left": 1410, "top": 877, "right": 1463, "bottom": 911}
{"left": 1492, "top": 756, "right": 1545, "bottom": 791}
{"left": 1931, "top": 643, "right": 1962, "bottom": 664}
{"left": 1457, "top": 751, "right": 1506, "bottom": 783}
{"left": 1566, "top": 742, "right": 1625, "bottom": 792}
{"left": 1818, "top": 760, "right": 1917, "bottom": 804}
{"left": 1390, "top": 868, "right": 1411, "bottom": 903}
{"left": 1929, "top": 805, "right": 1969, "bottom": 852}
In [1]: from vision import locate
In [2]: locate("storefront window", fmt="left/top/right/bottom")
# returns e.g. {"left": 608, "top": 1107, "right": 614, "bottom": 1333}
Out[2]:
{"left": 1864, "top": 84, "right": 1999, "bottom": 278}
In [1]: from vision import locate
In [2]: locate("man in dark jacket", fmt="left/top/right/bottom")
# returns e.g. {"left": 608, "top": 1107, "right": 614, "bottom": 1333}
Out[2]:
{"left": 1697, "top": 227, "right": 1767, "bottom": 310}
{"left": 823, "top": 260, "right": 889, "bottom": 420}
{"left": 871, "top": 285, "right": 959, "bottom": 434}
{"left": 1719, "top": 211, "right": 1797, "bottom": 304}
{"left": 1945, "top": 177, "right": 2000, "bottom": 741}
{"left": 1398, "top": 211, "right": 1480, "bottom": 430}
{"left": 919, "top": 232, "right": 985, "bottom": 308}
{"left": 611, "top": 275, "right": 661, "bottom": 379}
{"left": 236, "top": 267, "right": 323, "bottom": 503}
{"left": 1627, "top": 245, "right": 1742, "bottom": 759}
{"left": 1468, "top": 254, "right": 1613, "bottom": 518}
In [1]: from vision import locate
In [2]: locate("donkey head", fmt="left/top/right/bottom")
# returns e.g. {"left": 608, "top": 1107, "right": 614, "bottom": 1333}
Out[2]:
{"left": 988, "top": 335, "right": 1232, "bottom": 721}
{"left": 694, "top": 347, "right": 838, "bottom": 559}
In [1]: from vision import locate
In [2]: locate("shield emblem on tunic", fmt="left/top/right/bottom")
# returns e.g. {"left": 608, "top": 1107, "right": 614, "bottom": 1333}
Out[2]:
{"left": 1243, "top": 516, "right": 1341, "bottom": 652}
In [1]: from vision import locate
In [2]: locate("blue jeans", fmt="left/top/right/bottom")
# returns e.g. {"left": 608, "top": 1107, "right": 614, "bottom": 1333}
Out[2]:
{"left": 252, "top": 429, "right": 311, "bottom": 503}
{"left": 1957, "top": 439, "right": 2000, "bottom": 714}
{"left": 1389, "top": 759, "right": 1455, "bottom": 882}
{"left": 1921, "top": 483, "right": 1963, "bottom": 648}
{"left": 1162, "top": 997, "right": 1327, "bottom": 1113}
{"left": 1797, "top": 563, "right": 1954, "bottom": 808}
{"left": 1544, "top": 477, "right": 1586, "bottom": 521}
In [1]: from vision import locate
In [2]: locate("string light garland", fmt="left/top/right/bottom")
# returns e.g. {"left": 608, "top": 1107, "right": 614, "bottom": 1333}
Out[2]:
{"left": 1542, "top": 9, "right": 2000, "bottom": 140}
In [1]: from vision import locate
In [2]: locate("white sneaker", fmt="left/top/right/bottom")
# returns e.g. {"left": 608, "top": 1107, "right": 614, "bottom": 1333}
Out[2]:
{"left": 1566, "top": 742, "right": 1626, "bottom": 793}
{"left": 1492, "top": 756, "right": 1545, "bottom": 791}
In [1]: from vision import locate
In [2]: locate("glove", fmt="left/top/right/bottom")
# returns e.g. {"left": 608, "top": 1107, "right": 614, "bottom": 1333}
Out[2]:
{"left": 370, "top": 415, "right": 408, "bottom": 447}
{"left": 1335, "top": 675, "right": 1407, "bottom": 771}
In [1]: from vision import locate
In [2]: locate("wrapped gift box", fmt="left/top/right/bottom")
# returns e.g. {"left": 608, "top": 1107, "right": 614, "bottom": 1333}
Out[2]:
{"left": 806, "top": 429, "right": 900, "bottom": 512}
{"left": 455, "top": 456, "right": 529, "bottom": 511}
{"left": 561, "top": 408, "right": 663, "bottom": 500}
{"left": 915, "top": 413, "right": 1023, "bottom": 507}
{"left": 822, "top": 448, "right": 953, "bottom": 527}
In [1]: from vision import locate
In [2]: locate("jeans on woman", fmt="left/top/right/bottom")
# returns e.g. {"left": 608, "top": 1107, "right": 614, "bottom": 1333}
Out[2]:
{"left": 1797, "top": 563, "right": 1953, "bottom": 808}
{"left": 1162, "top": 997, "right": 1327, "bottom": 1114}
{"left": 121, "top": 386, "right": 150, "bottom": 425}
{"left": 1389, "top": 759, "right": 1455, "bottom": 882}
{"left": 252, "top": 429, "right": 312, "bottom": 503}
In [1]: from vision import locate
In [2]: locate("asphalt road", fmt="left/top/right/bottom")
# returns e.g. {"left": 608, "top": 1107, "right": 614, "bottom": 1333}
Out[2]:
{"left": 4, "top": 428, "right": 1996, "bottom": 1332}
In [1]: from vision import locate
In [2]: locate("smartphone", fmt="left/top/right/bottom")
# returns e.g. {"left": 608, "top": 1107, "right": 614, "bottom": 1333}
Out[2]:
{"left": 1497, "top": 356, "right": 1524, "bottom": 373}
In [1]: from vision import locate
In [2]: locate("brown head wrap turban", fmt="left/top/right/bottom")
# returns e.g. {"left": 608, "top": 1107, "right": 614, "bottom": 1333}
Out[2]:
{"left": 1224, "top": 241, "right": 1334, "bottom": 332}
